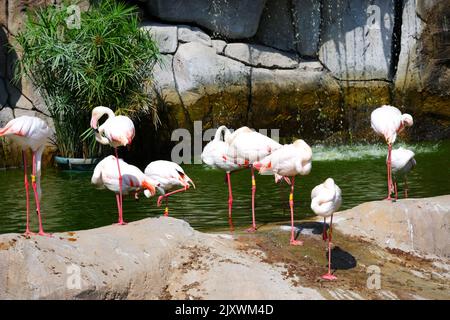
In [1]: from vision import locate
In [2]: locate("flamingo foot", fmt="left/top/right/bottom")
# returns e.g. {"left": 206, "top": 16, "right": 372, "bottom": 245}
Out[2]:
{"left": 321, "top": 273, "right": 337, "bottom": 280}
{"left": 246, "top": 226, "right": 257, "bottom": 233}
{"left": 116, "top": 221, "right": 128, "bottom": 226}
{"left": 290, "top": 239, "right": 304, "bottom": 246}
{"left": 23, "top": 230, "right": 36, "bottom": 237}
{"left": 37, "top": 231, "right": 53, "bottom": 237}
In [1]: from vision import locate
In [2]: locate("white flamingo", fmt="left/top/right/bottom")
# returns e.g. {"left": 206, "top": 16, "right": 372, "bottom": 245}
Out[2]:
{"left": 254, "top": 139, "right": 312, "bottom": 245}
{"left": 91, "top": 155, "right": 157, "bottom": 224}
{"left": 0, "top": 116, "right": 52, "bottom": 236}
{"left": 144, "top": 160, "right": 195, "bottom": 216}
{"left": 90, "top": 106, "right": 135, "bottom": 224}
{"left": 371, "top": 105, "right": 413, "bottom": 200}
{"left": 311, "top": 178, "right": 342, "bottom": 280}
{"left": 225, "top": 126, "right": 282, "bottom": 232}
{"left": 390, "top": 147, "right": 416, "bottom": 199}
{"left": 201, "top": 126, "right": 241, "bottom": 227}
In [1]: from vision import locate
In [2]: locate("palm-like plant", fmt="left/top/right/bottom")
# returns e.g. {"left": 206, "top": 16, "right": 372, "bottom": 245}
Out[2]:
{"left": 14, "top": 0, "right": 160, "bottom": 158}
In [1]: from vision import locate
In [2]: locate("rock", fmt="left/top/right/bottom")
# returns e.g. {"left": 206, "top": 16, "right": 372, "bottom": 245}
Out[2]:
{"left": 256, "top": 0, "right": 296, "bottom": 52}
{"left": 178, "top": 25, "right": 211, "bottom": 47}
{"left": 224, "top": 43, "right": 298, "bottom": 69}
{"left": 173, "top": 42, "right": 249, "bottom": 127}
{"left": 211, "top": 39, "right": 227, "bottom": 54}
{"left": 293, "top": 0, "right": 321, "bottom": 57}
{"left": 146, "top": 0, "right": 266, "bottom": 39}
{"left": 333, "top": 195, "right": 450, "bottom": 258}
{"left": 0, "top": 106, "right": 13, "bottom": 126}
{"left": 140, "top": 22, "right": 178, "bottom": 54}
{"left": 319, "top": 0, "right": 396, "bottom": 80}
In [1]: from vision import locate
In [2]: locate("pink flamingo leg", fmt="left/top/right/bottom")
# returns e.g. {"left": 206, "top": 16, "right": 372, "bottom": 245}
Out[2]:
{"left": 322, "top": 217, "right": 327, "bottom": 241}
{"left": 157, "top": 186, "right": 189, "bottom": 216}
{"left": 114, "top": 148, "right": 126, "bottom": 225}
{"left": 404, "top": 177, "right": 409, "bottom": 198}
{"left": 322, "top": 214, "right": 337, "bottom": 280}
{"left": 385, "top": 143, "right": 393, "bottom": 200}
{"left": 22, "top": 151, "right": 33, "bottom": 236}
{"left": 246, "top": 167, "right": 257, "bottom": 233}
{"left": 31, "top": 152, "right": 51, "bottom": 237}
{"left": 226, "top": 171, "right": 234, "bottom": 231}
{"left": 289, "top": 176, "right": 303, "bottom": 245}
{"left": 115, "top": 194, "right": 126, "bottom": 225}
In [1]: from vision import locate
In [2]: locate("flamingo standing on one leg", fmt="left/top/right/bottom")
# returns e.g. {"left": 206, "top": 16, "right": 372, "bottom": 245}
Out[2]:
{"left": 311, "top": 178, "right": 342, "bottom": 280}
{"left": 253, "top": 139, "right": 312, "bottom": 245}
{"left": 371, "top": 105, "right": 413, "bottom": 200}
{"left": 225, "top": 126, "right": 282, "bottom": 232}
{"left": 390, "top": 147, "right": 416, "bottom": 200}
{"left": 144, "top": 160, "right": 195, "bottom": 216}
{"left": 201, "top": 126, "right": 241, "bottom": 228}
{"left": 0, "top": 116, "right": 52, "bottom": 236}
{"left": 90, "top": 106, "right": 135, "bottom": 225}
{"left": 92, "top": 155, "right": 157, "bottom": 223}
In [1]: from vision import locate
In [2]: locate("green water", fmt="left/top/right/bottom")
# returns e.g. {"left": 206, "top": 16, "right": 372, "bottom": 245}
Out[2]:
{"left": 0, "top": 141, "right": 449, "bottom": 234}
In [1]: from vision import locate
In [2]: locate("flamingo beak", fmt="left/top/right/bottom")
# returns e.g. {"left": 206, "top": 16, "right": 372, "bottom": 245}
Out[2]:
{"left": 142, "top": 180, "right": 156, "bottom": 197}
{"left": 188, "top": 178, "right": 196, "bottom": 189}
{"left": 90, "top": 116, "right": 98, "bottom": 129}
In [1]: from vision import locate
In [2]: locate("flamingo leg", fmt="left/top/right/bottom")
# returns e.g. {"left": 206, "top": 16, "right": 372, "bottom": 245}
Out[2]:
{"left": 226, "top": 171, "right": 234, "bottom": 231}
{"left": 115, "top": 194, "right": 125, "bottom": 224}
{"left": 404, "top": 176, "right": 409, "bottom": 198}
{"left": 164, "top": 197, "right": 169, "bottom": 217}
{"left": 289, "top": 177, "right": 303, "bottom": 246}
{"left": 22, "top": 151, "right": 33, "bottom": 236}
{"left": 394, "top": 180, "right": 398, "bottom": 200}
{"left": 385, "top": 143, "right": 393, "bottom": 200}
{"left": 322, "top": 217, "right": 327, "bottom": 241}
{"left": 157, "top": 186, "right": 190, "bottom": 216}
{"left": 246, "top": 167, "right": 257, "bottom": 232}
{"left": 31, "top": 151, "right": 51, "bottom": 237}
{"left": 322, "top": 214, "right": 337, "bottom": 280}
{"left": 114, "top": 148, "right": 126, "bottom": 225}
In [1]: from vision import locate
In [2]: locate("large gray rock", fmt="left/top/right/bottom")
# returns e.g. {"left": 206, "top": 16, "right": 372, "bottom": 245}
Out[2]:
{"left": 224, "top": 43, "right": 298, "bottom": 69}
{"left": 0, "top": 106, "right": 13, "bottom": 126}
{"left": 319, "top": 0, "right": 396, "bottom": 80}
{"left": 140, "top": 22, "right": 178, "bottom": 54}
{"left": 293, "top": 0, "right": 321, "bottom": 57}
{"left": 211, "top": 39, "right": 227, "bottom": 54}
{"left": 333, "top": 195, "right": 450, "bottom": 258}
{"left": 256, "top": 0, "right": 296, "bottom": 52}
{"left": 146, "top": 0, "right": 267, "bottom": 39}
{"left": 178, "top": 25, "right": 211, "bottom": 47}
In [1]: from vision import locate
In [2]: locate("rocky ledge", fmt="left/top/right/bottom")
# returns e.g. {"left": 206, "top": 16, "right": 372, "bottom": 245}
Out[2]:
{"left": 0, "top": 195, "right": 449, "bottom": 300}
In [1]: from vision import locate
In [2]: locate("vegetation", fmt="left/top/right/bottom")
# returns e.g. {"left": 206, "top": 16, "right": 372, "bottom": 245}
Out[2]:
{"left": 14, "top": 0, "right": 160, "bottom": 158}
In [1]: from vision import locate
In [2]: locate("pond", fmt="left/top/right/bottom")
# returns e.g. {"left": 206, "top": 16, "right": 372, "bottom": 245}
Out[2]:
{"left": 0, "top": 141, "right": 449, "bottom": 234}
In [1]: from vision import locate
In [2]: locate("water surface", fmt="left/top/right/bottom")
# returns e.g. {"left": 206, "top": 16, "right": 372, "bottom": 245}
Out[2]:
{"left": 0, "top": 141, "right": 448, "bottom": 234}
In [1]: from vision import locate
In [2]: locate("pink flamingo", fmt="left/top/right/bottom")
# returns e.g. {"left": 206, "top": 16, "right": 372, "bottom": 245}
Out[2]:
{"left": 225, "top": 126, "right": 282, "bottom": 232}
{"left": 390, "top": 147, "right": 416, "bottom": 199}
{"left": 254, "top": 139, "right": 312, "bottom": 245}
{"left": 90, "top": 106, "right": 135, "bottom": 225}
{"left": 144, "top": 160, "right": 195, "bottom": 216}
{"left": 311, "top": 178, "right": 342, "bottom": 280}
{"left": 371, "top": 105, "right": 413, "bottom": 200}
{"left": 201, "top": 126, "right": 241, "bottom": 227}
{"left": 91, "top": 155, "right": 156, "bottom": 224}
{"left": 0, "top": 116, "right": 52, "bottom": 236}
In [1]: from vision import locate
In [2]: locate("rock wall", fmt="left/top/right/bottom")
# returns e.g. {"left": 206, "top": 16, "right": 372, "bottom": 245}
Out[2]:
{"left": 0, "top": 0, "right": 449, "bottom": 166}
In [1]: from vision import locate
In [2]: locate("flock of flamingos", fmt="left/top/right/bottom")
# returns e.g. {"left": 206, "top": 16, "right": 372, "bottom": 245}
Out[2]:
{"left": 0, "top": 104, "right": 416, "bottom": 280}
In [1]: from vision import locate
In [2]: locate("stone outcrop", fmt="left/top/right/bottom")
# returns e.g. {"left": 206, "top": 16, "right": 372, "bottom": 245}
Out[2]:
{"left": 332, "top": 195, "right": 450, "bottom": 258}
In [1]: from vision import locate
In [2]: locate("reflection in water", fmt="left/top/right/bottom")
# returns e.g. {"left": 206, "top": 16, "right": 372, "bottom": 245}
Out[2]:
{"left": 0, "top": 142, "right": 449, "bottom": 234}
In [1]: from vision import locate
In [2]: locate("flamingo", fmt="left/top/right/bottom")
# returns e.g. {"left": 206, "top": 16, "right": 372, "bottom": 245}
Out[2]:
{"left": 90, "top": 106, "right": 135, "bottom": 225}
{"left": 225, "top": 126, "right": 282, "bottom": 232}
{"left": 311, "top": 178, "right": 342, "bottom": 280}
{"left": 0, "top": 116, "right": 52, "bottom": 236}
{"left": 390, "top": 147, "right": 416, "bottom": 199}
{"left": 91, "top": 155, "right": 157, "bottom": 224}
{"left": 371, "top": 105, "right": 413, "bottom": 200}
{"left": 144, "top": 160, "right": 195, "bottom": 216}
{"left": 253, "top": 139, "right": 312, "bottom": 245}
{"left": 201, "top": 126, "right": 241, "bottom": 227}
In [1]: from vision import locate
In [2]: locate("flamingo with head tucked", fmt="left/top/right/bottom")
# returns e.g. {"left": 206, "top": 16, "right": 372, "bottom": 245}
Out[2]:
{"left": 90, "top": 106, "right": 135, "bottom": 225}
{"left": 254, "top": 139, "right": 312, "bottom": 245}
{"left": 371, "top": 105, "right": 413, "bottom": 200}
{"left": 92, "top": 155, "right": 157, "bottom": 224}
{"left": 311, "top": 178, "right": 342, "bottom": 280}
{"left": 390, "top": 147, "right": 416, "bottom": 199}
{"left": 0, "top": 116, "right": 52, "bottom": 236}
{"left": 225, "top": 126, "right": 282, "bottom": 232}
{"left": 201, "top": 126, "right": 241, "bottom": 227}
{"left": 144, "top": 160, "right": 195, "bottom": 216}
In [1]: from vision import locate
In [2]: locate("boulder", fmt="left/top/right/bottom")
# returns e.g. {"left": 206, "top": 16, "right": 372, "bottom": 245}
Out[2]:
{"left": 319, "top": 0, "right": 396, "bottom": 80}
{"left": 0, "top": 106, "right": 13, "bottom": 126}
{"left": 178, "top": 25, "right": 211, "bottom": 47}
{"left": 333, "top": 195, "right": 450, "bottom": 258}
{"left": 140, "top": 22, "right": 178, "bottom": 54}
{"left": 224, "top": 43, "right": 298, "bottom": 69}
{"left": 146, "top": 0, "right": 267, "bottom": 39}
{"left": 173, "top": 42, "right": 250, "bottom": 128}
{"left": 293, "top": 0, "right": 321, "bottom": 57}
{"left": 211, "top": 39, "right": 227, "bottom": 54}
